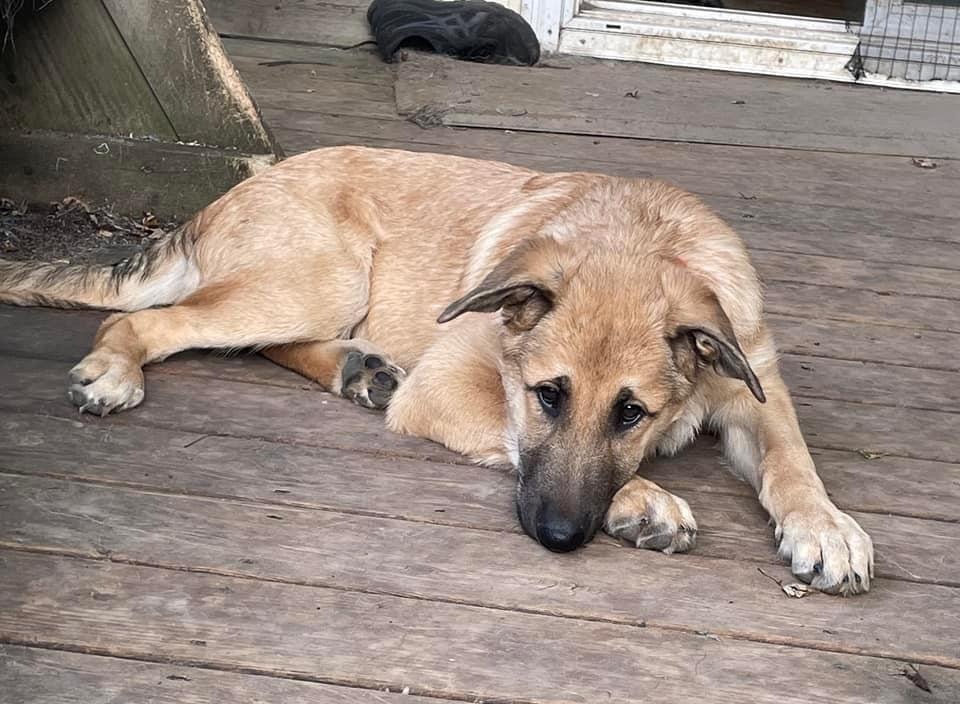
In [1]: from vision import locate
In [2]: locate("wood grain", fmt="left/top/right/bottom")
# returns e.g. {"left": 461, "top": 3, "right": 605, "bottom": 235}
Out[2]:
{"left": 101, "top": 0, "right": 278, "bottom": 154}
{"left": 0, "top": 131, "right": 269, "bottom": 221}
{"left": 223, "top": 40, "right": 960, "bottom": 235}
{"left": 0, "top": 1, "right": 175, "bottom": 139}
{"left": 3, "top": 552, "right": 959, "bottom": 703}
{"left": 1, "top": 407, "right": 956, "bottom": 524}
{"left": 2, "top": 474, "right": 958, "bottom": 664}
{"left": 4, "top": 307, "right": 960, "bottom": 404}
{"left": 1, "top": 415, "right": 957, "bottom": 582}
{"left": 269, "top": 118, "right": 960, "bottom": 271}
{"left": 206, "top": 0, "right": 372, "bottom": 48}
{"left": 394, "top": 53, "right": 960, "bottom": 158}
{"left": 4, "top": 352, "right": 958, "bottom": 463}
{"left": 0, "top": 644, "right": 444, "bottom": 703}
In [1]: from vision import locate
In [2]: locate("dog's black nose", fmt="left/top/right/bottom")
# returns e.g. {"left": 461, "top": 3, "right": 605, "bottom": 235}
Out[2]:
{"left": 536, "top": 515, "right": 586, "bottom": 552}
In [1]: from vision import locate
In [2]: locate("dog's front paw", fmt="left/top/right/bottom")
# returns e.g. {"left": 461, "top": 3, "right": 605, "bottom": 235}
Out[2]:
{"left": 67, "top": 352, "right": 145, "bottom": 416}
{"left": 604, "top": 478, "right": 697, "bottom": 554}
{"left": 776, "top": 504, "right": 874, "bottom": 595}
{"left": 339, "top": 351, "right": 406, "bottom": 410}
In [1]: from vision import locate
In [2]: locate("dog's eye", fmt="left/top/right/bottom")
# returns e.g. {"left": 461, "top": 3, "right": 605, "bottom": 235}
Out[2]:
{"left": 536, "top": 385, "right": 561, "bottom": 417}
{"left": 619, "top": 403, "right": 646, "bottom": 428}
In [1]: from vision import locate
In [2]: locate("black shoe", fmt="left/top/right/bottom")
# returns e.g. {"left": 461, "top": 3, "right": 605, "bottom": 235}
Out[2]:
{"left": 366, "top": 0, "right": 540, "bottom": 66}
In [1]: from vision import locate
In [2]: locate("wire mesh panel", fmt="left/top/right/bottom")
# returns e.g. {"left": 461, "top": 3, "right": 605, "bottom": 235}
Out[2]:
{"left": 854, "top": 0, "right": 960, "bottom": 81}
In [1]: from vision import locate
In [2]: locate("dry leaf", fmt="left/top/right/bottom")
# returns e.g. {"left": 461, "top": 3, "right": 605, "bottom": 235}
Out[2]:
{"left": 901, "top": 664, "right": 932, "bottom": 693}
{"left": 781, "top": 583, "right": 815, "bottom": 598}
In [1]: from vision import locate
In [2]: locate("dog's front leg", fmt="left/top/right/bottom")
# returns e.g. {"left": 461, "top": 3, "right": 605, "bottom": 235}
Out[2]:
{"left": 719, "top": 366, "right": 874, "bottom": 595}
{"left": 604, "top": 477, "right": 698, "bottom": 554}
{"left": 386, "top": 319, "right": 513, "bottom": 467}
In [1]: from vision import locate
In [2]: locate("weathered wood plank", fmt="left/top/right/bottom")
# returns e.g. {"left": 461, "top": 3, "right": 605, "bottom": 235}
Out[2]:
{"left": 394, "top": 53, "right": 960, "bottom": 158}
{"left": 0, "top": 130, "right": 272, "bottom": 221}
{"left": 0, "top": 644, "right": 444, "bottom": 703}
{"left": 0, "top": 354, "right": 459, "bottom": 463}
{"left": 270, "top": 120, "right": 960, "bottom": 270}
{"left": 1, "top": 414, "right": 957, "bottom": 582}
{"left": 0, "top": 1, "right": 175, "bottom": 139}
{"left": 770, "top": 314, "right": 959, "bottom": 373}
{"left": 779, "top": 355, "right": 960, "bottom": 413}
{"left": 2, "top": 474, "right": 958, "bottom": 666}
{"left": 751, "top": 250, "right": 960, "bottom": 302}
{"left": 222, "top": 39, "right": 960, "bottom": 234}
{"left": 101, "top": 0, "right": 278, "bottom": 154}
{"left": 3, "top": 305, "right": 958, "bottom": 411}
{"left": 224, "top": 40, "right": 391, "bottom": 86}
{"left": 206, "top": 0, "right": 372, "bottom": 48}
{"left": 765, "top": 281, "right": 960, "bottom": 334}
{"left": 3, "top": 405, "right": 957, "bottom": 526}
{"left": 3, "top": 552, "right": 959, "bottom": 703}
{"left": 2, "top": 352, "right": 959, "bottom": 465}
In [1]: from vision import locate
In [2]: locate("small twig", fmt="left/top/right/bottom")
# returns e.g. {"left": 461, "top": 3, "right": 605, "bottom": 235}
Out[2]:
{"left": 257, "top": 59, "right": 335, "bottom": 67}
{"left": 757, "top": 567, "right": 783, "bottom": 586}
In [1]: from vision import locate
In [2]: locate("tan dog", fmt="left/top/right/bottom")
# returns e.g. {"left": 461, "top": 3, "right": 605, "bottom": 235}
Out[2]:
{"left": 0, "top": 146, "right": 873, "bottom": 594}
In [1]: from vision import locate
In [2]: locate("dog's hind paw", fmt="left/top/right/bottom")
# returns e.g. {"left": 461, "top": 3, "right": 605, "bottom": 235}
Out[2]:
{"left": 67, "top": 352, "right": 145, "bottom": 416}
{"left": 339, "top": 350, "right": 406, "bottom": 410}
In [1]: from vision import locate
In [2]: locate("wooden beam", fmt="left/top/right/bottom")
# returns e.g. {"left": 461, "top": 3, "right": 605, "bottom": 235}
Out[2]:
{"left": 100, "top": 0, "right": 279, "bottom": 155}
{"left": 0, "top": 0, "right": 176, "bottom": 139}
{"left": 0, "top": 130, "right": 273, "bottom": 220}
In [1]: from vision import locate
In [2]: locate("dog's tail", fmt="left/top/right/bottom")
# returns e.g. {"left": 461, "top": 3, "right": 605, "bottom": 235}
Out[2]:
{"left": 0, "top": 222, "right": 201, "bottom": 311}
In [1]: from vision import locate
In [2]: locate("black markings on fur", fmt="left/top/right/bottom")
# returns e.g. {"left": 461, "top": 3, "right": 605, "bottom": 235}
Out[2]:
{"left": 340, "top": 351, "right": 367, "bottom": 389}
{"left": 0, "top": 222, "right": 195, "bottom": 309}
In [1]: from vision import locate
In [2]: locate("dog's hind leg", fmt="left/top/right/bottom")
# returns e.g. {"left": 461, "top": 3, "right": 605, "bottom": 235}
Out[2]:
{"left": 263, "top": 340, "right": 406, "bottom": 410}
{"left": 68, "top": 276, "right": 369, "bottom": 415}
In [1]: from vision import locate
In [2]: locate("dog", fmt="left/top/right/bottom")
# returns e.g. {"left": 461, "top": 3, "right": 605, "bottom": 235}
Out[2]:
{"left": 0, "top": 146, "right": 873, "bottom": 594}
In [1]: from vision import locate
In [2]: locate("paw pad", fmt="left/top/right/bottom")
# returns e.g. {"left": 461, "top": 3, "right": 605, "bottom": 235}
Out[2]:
{"left": 341, "top": 350, "right": 405, "bottom": 410}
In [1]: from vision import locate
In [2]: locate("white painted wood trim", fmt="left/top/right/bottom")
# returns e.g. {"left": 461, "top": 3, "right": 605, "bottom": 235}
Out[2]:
{"left": 521, "top": 0, "right": 566, "bottom": 53}
{"left": 554, "top": 0, "right": 960, "bottom": 92}
{"left": 559, "top": 2, "right": 857, "bottom": 78}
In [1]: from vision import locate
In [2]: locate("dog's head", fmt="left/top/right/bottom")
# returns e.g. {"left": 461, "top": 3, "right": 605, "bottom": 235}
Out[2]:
{"left": 438, "top": 235, "right": 765, "bottom": 552}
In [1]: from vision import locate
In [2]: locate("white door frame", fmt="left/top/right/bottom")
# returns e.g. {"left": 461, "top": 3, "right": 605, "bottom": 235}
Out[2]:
{"left": 520, "top": 0, "right": 960, "bottom": 93}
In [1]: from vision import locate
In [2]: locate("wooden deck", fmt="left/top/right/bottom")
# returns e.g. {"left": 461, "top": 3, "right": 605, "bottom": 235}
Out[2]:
{"left": 3, "top": 2, "right": 960, "bottom": 702}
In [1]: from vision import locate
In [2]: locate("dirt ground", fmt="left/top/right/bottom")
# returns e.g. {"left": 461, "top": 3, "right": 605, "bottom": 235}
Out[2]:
{"left": 0, "top": 197, "right": 179, "bottom": 265}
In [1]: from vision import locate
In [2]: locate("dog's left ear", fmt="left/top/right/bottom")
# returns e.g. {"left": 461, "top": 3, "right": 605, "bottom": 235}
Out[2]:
{"left": 667, "top": 271, "right": 766, "bottom": 403}
{"left": 438, "top": 238, "right": 571, "bottom": 333}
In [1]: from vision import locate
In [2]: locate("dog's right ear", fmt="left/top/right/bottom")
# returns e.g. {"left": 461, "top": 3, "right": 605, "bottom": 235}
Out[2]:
{"left": 437, "top": 238, "right": 572, "bottom": 333}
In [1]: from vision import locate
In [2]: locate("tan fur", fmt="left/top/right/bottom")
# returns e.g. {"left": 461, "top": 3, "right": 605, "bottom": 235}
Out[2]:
{"left": 0, "top": 146, "right": 873, "bottom": 594}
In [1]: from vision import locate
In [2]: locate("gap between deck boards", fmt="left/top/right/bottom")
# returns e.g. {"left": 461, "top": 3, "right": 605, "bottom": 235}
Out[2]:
{"left": 0, "top": 644, "right": 452, "bottom": 704}
{"left": 2, "top": 428, "right": 958, "bottom": 585}
{"left": 2, "top": 549, "right": 959, "bottom": 704}
{"left": 1, "top": 542, "right": 957, "bottom": 671}
{"left": 4, "top": 351, "right": 959, "bottom": 467}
